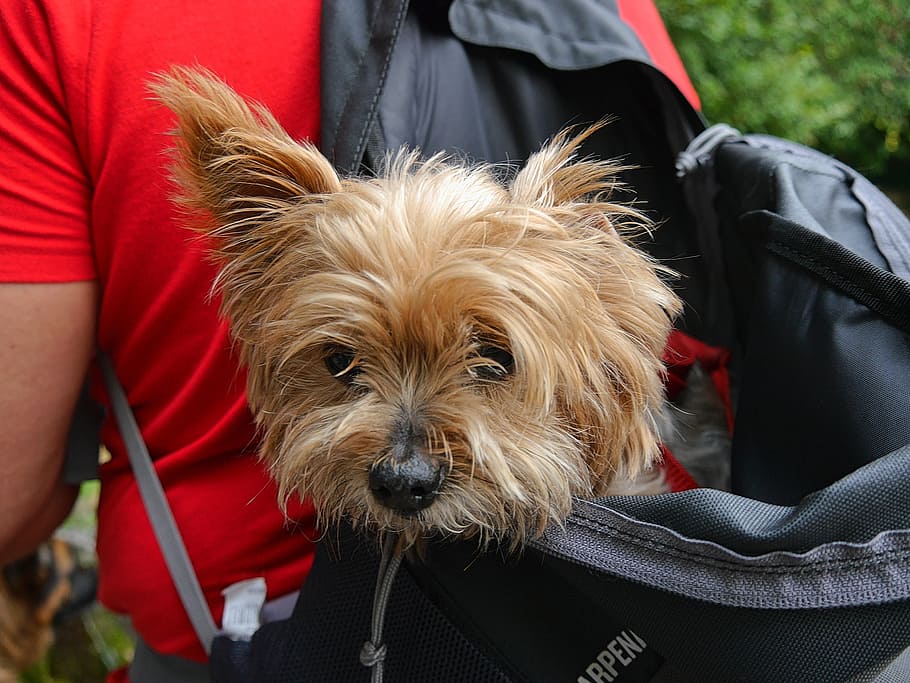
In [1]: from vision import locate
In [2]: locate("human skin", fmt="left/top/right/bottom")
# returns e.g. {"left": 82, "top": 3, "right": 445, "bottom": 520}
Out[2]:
{"left": 0, "top": 282, "right": 96, "bottom": 563}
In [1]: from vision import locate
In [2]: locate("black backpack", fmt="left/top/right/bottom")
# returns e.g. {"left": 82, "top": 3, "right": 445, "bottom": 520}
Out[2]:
{"left": 91, "top": 1, "right": 910, "bottom": 681}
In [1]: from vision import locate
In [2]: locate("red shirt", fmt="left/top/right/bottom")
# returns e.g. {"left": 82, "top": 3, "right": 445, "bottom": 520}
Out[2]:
{"left": 617, "top": 0, "right": 700, "bottom": 110}
{"left": 0, "top": 0, "right": 321, "bottom": 664}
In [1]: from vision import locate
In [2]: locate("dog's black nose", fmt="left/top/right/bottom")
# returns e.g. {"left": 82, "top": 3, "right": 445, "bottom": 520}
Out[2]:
{"left": 369, "top": 453, "right": 446, "bottom": 514}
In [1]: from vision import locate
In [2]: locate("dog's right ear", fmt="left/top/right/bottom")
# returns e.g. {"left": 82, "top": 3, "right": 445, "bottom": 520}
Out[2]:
{"left": 150, "top": 66, "right": 341, "bottom": 244}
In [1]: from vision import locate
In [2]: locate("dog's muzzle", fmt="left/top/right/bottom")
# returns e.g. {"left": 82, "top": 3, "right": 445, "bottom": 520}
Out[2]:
{"left": 369, "top": 451, "right": 446, "bottom": 515}
{"left": 370, "top": 415, "right": 447, "bottom": 514}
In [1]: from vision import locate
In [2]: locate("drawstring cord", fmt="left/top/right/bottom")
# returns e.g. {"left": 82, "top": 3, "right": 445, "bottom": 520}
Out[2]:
{"left": 360, "top": 533, "right": 403, "bottom": 683}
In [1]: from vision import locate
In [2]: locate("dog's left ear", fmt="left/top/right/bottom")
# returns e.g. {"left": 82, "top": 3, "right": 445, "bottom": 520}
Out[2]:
{"left": 151, "top": 66, "right": 341, "bottom": 247}
{"left": 510, "top": 123, "right": 626, "bottom": 225}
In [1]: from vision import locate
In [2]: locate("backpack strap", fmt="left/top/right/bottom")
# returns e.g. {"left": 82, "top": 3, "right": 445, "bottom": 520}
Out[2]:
{"left": 98, "top": 353, "right": 218, "bottom": 653}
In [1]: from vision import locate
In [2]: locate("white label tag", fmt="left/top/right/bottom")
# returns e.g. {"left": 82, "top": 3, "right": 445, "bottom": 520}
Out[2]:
{"left": 221, "top": 577, "right": 267, "bottom": 639}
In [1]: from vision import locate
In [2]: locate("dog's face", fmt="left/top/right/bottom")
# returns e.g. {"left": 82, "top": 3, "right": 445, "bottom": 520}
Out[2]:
{"left": 154, "top": 68, "right": 680, "bottom": 547}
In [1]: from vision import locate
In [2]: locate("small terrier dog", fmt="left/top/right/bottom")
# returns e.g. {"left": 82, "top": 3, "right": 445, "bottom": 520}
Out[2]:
{"left": 154, "top": 68, "right": 683, "bottom": 549}
{"left": 0, "top": 538, "right": 96, "bottom": 682}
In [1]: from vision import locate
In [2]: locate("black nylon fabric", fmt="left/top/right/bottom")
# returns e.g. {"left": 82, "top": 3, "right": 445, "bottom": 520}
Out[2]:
{"left": 581, "top": 447, "right": 910, "bottom": 555}
{"left": 701, "top": 137, "right": 910, "bottom": 504}
{"left": 318, "top": 0, "right": 410, "bottom": 173}
{"left": 754, "top": 210, "right": 910, "bottom": 332}
{"left": 210, "top": 512, "right": 910, "bottom": 683}
{"left": 63, "top": 382, "right": 103, "bottom": 484}
{"left": 419, "top": 542, "right": 910, "bottom": 682}
{"left": 742, "top": 134, "right": 910, "bottom": 279}
{"left": 448, "top": 0, "right": 648, "bottom": 70}
{"left": 216, "top": 531, "right": 513, "bottom": 683}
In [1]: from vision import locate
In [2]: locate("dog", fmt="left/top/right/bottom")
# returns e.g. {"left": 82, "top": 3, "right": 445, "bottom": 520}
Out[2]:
{"left": 153, "top": 67, "right": 688, "bottom": 550}
{"left": 0, "top": 538, "right": 96, "bottom": 683}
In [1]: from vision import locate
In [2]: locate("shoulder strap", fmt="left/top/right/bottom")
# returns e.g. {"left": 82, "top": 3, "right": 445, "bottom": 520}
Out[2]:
{"left": 98, "top": 353, "right": 218, "bottom": 653}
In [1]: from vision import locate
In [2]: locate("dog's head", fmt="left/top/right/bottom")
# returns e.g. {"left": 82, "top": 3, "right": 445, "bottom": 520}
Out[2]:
{"left": 153, "top": 68, "right": 681, "bottom": 547}
{"left": 0, "top": 538, "right": 96, "bottom": 674}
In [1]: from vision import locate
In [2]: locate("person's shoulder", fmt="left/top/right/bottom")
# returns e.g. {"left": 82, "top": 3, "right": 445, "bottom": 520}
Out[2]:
{"left": 0, "top": 0, "right": 93, "bottom": 99}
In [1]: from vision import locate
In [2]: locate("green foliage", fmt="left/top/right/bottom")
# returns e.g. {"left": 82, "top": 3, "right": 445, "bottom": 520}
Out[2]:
{"left": 656, "top": 0, "right": 910, "bottom": 184}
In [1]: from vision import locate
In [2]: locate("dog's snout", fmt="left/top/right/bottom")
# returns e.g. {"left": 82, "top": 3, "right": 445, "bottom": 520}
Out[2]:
{"left": 369, "top": 452, "right": 445, "bottom": 514}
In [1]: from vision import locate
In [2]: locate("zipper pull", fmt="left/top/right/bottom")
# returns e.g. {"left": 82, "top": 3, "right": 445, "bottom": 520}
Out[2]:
{"left": 676, "top": 123, "right": 742, "bottom": 180}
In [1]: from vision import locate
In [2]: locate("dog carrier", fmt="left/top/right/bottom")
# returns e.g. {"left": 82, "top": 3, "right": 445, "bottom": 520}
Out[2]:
{"left": 87, "top": 1, "right": 910, "bottom": 680}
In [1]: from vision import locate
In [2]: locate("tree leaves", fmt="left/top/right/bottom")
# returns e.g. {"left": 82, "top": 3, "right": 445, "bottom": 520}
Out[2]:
{"left": 657, "top": 0, "right": 910, "bottom": 184}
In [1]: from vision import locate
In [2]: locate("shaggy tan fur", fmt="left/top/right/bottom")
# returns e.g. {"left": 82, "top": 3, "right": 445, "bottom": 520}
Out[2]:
{"left": 153, "top": 67, "right": 682, "bottom": 548}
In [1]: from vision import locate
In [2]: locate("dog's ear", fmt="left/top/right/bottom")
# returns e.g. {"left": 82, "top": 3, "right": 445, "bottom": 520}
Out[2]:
{"left": 151, "top": 67, "right": 342, "bottom": 343}
{"left": 510, "top": 123, "right": 628, "bottom": 219}
{"left": 150, "top": 66, "right": 340, "bottom": 240}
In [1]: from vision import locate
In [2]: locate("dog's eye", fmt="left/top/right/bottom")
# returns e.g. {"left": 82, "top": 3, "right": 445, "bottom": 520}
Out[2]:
{"left": 325, "top": 348, "right": 362, "bottom": 382}
{"left": 473, "top": 345, "right": 514, "bottom": 380}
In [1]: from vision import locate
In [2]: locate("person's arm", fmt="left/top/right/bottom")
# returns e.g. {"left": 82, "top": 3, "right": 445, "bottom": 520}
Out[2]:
{"left": 0, "top": 281, "right": 97, "bottom": 563}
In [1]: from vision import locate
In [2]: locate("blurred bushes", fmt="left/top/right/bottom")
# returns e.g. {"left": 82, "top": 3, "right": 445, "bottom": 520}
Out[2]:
{"left": 656, "top": 0, "right": 910, "bottom": 187}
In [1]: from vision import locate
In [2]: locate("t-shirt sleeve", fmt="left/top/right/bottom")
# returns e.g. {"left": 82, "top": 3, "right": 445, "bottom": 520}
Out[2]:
{"left": 0, "top": 2, "right": 96, "bottom": 283}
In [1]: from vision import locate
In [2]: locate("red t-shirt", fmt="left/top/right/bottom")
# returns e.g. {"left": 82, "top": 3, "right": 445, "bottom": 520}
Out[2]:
{"left": 0, "top": 0, "right": 322, "bottom": 664}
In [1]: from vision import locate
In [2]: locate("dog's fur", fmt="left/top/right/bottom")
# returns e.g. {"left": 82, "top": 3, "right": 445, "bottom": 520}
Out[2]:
{"left": 0, "top": 539, "right": 82, "bottom": 682}
{"left": 153, "top": 67, "right": 683, "bottom": 548}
